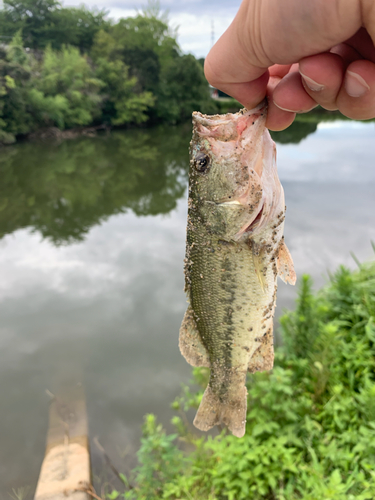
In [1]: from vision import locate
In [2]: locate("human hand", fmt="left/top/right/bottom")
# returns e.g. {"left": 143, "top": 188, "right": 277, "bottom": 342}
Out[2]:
{"left": 204, "top": 0, "right": 375, "bottom": 130}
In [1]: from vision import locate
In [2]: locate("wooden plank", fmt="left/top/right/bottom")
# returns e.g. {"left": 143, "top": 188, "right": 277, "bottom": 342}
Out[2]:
{"left": 34, "top": 386, "right": 91, "bottom": 500}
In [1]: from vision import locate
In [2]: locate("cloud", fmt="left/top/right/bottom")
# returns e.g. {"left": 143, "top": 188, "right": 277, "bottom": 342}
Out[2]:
{"left": 66, "top": 0, "right": 238, "bottom": 16}
{"left": 169, "top": 12, "right": 234, "bottom": 57}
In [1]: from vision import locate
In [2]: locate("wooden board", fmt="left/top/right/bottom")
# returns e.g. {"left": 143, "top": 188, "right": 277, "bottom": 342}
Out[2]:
{"left": 34, "top": 386, "right": 90, "bottom": 500}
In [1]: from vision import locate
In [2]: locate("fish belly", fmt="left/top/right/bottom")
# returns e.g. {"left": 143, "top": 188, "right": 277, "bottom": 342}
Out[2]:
{"left": 184, "top": 225, "right": 278, "bottom": 436}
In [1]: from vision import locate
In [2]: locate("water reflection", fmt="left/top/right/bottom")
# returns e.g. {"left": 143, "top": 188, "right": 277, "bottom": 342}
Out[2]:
{"left": 271, "top": 119, "right": 318, "bottom": 144}
{"left": 0, "top": 113, "right": 374, "bottom": 494}
{"left": 0, "top": 125, "right": 191, "bottom": 245}
{"left": 0, "top": 110, "right": 359, "bottom": 246}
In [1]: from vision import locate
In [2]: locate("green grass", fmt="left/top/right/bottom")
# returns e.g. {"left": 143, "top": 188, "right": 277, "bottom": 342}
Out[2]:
{"left": 107, "top": 256, "right": 375, "bottom": 500}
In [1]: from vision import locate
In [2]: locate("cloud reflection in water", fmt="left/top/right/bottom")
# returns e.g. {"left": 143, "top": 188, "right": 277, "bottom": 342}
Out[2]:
{"left": 0, "top": 118, "right": 374, "bottom": 492}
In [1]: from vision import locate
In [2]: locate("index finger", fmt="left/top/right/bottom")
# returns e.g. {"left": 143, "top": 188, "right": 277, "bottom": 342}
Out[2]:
{"left": 204, "top": 14, "right": 270, "bottom": 108}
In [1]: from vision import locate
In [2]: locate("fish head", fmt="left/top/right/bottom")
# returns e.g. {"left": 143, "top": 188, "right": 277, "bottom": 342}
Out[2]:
{"left": 190, "top": 102, "right": 284, "bottom": 241}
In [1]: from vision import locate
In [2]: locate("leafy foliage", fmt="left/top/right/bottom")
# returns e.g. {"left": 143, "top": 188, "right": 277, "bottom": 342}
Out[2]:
{"left": 0, "top": 32, "right": 108, "bottom": 138}
{"left": 108, "top": 258, "right": 375, "bottom": 499}
{"left": 0, "top": 1, "right": 370, "bottom": 145}
{"left": 0, "top": 1, "right": 215, "bottom": 142}
{"left": 31, "top": 45, "right": 104, "bottom": 129}
{"left": 0, "top": 32, "right": 35, "bottom": 142}
{"left": 155, "top": 54, "right": 218, "bottom": 123}
{"left": 0, "top": 0, "right": 109, "bottom": 50}
{"left": 92, "top": 10, "right": 214, "bottom": 125}
{"left": 91, "top": 33, "right": 155, "bottom": 126}
{"left": 124, "top": 415, "right": 188, "bottom": 500}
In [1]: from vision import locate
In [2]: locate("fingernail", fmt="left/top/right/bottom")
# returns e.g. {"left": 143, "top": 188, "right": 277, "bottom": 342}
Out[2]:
{"left": 299, "top": 104, "right": 318, "bottom": 113}
{"left": 300, "top": 72, "right": 325, "bottom": 92}
{"left": 273, "top": 101, "right": 295, "bottom": 113}
{"left": 273, "top": 101, "right": 316, "bottom": 113}
{"left": 345, "top": 71, "right": 370, "bottom": 97}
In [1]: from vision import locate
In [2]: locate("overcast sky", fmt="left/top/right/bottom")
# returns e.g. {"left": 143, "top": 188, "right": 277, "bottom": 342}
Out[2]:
{"left": 64, "top": 0, "right": 240, "bottom": 58}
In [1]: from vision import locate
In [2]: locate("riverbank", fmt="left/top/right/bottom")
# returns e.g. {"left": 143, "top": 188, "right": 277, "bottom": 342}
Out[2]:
{"left": 105, "top": 256, "right": 375, "bottom": 500}
{"left": 2, "top": 100, "right": 361, "bottom": 147}
{"left": 0, "top": 98, "right": 242, "bottom": 146}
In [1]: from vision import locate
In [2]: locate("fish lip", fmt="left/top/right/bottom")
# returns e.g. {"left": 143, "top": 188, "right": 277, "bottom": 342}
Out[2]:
{"left": 192, "top": 100, "right": 267, "bottom": 126}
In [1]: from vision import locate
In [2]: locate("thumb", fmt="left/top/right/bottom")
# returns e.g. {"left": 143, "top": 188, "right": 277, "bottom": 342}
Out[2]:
{"left": 205, "top": 0, "right": 363, "bottom": 108}
{"left": 204, "top": 2, "right": 270, "bottom": 108}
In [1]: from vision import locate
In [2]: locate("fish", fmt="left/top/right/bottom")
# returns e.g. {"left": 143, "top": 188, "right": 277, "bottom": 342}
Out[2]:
{"left": 179, "top": 101, "right": 296, "bottom": 438}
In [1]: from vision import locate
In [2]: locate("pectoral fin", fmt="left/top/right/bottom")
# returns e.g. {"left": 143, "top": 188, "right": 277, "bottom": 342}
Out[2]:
{"left": 250, "top": 241, "right": 267, "bottom": 293}
{"left": 179, "top": 306, "right": 210, "bottom": 367}
{"left": 277, "top": 240, "right": 296, "bottom": 285}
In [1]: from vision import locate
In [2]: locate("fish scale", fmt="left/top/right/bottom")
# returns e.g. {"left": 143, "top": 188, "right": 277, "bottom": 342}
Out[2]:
{"left": 179, "top": 102, "right": 296, "bottom": 437}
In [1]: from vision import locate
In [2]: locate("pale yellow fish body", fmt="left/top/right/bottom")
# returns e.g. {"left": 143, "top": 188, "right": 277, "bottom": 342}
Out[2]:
{"left": 179, "top": 102, "right": 296, "bottom": 437}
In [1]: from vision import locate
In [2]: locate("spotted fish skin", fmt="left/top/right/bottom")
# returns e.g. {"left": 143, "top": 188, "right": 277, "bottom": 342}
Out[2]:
{"left": 179, "top": 102, "right": 296, "bottom": 438}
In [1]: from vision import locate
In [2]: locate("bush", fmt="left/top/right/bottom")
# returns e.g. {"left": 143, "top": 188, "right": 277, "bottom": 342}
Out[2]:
{"left": 31, "top": 45, "right": 104, "bottom": 129}
{"left": 108, "top": 257, "right": 375, "bottom": 500}
{"left": 0, "top": 0, "right": 109, "bottom": 51}
{"left": 155, "top": 54, "right": 218, "bottom": 124}
{"left": 0, "top": 31, "right": 34, "bottom": 141}
{"left": 0, "top": 4, "right": 217, "bottom": 142}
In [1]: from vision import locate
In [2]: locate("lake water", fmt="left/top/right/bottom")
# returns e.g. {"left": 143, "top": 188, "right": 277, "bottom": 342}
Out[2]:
{"left": 1, "top": 117, "right": 374, "bottom": 495}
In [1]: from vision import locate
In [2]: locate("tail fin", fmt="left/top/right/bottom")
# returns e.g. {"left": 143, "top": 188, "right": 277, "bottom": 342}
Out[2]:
{"left": 193, "top": 385, "right": 248, "bottom": 438}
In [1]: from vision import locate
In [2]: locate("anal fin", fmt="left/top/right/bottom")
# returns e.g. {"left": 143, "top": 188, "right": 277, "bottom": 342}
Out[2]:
{"left": 248, "top": 327, "right": 274, "bottom": 373}
{"left": 277, "top": 240, "right": 296, "bottom": 285}
{"left": 179, "top": 306, "right": 210, "bottom": 367}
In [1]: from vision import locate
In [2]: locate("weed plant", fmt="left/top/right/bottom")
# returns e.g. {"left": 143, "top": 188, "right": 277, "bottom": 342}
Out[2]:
{"left": 108, "top": 259, "right": 375, "bottom": 500}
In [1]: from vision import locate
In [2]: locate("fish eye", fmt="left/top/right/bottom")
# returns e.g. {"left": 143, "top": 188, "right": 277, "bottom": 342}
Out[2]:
{"left": 195, "top": 153, "right": 210, "bottom": 173}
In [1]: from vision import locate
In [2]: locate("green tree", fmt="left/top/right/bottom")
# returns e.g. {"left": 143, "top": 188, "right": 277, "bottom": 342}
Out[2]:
{"left": 0, "top": 0, "right": 109, "bottom": 50}
{"left": 0, "top": 0, "right": 60, "bottom": 47}
{"left": 92, "top": 30, "right": 155, "bottom": 126}
{"left": 156, "top": 54, "right": 217, "bottom": 123}
{"left": 0, "top": 31, "right": 33, "bottom": 143}
{"left": 110, "top": 13, "right": 178, "bottom": 101}
{"left": 29, "top": 45, "right": 103, "bottom": 129}
{"left": 50, "top": 6, "right": 110, "bottom": 52}
{"left": 112, "top": 11, "right": 179, "bottom": 66}
{"left": 106, "top": 7, "right": 216, "bottom": 124}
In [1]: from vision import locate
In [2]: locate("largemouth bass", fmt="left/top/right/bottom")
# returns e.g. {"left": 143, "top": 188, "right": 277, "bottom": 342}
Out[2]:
{"left": 179, "top": 102, "right": 296, "bottom": 438}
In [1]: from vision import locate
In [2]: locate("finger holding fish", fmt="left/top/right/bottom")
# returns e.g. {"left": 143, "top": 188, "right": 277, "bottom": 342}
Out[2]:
{"left": 337, "top": 59, "right": 375, "bottom": 119}
{"left": 272, "top": 66, "right": 318, "bottom": 114}
{"left": 298, "top": 52, "right": 345, "bottom": 111}
{"left": 259, "top": 51, "right": 375, "bottom": 122}
{"left": 264, "top": 69, "right": 296, "bottom": 131}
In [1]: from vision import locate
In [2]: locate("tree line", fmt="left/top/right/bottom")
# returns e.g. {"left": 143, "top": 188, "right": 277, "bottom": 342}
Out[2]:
{"left": 0, "top": 0, "right": 217, "bottom": 144}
